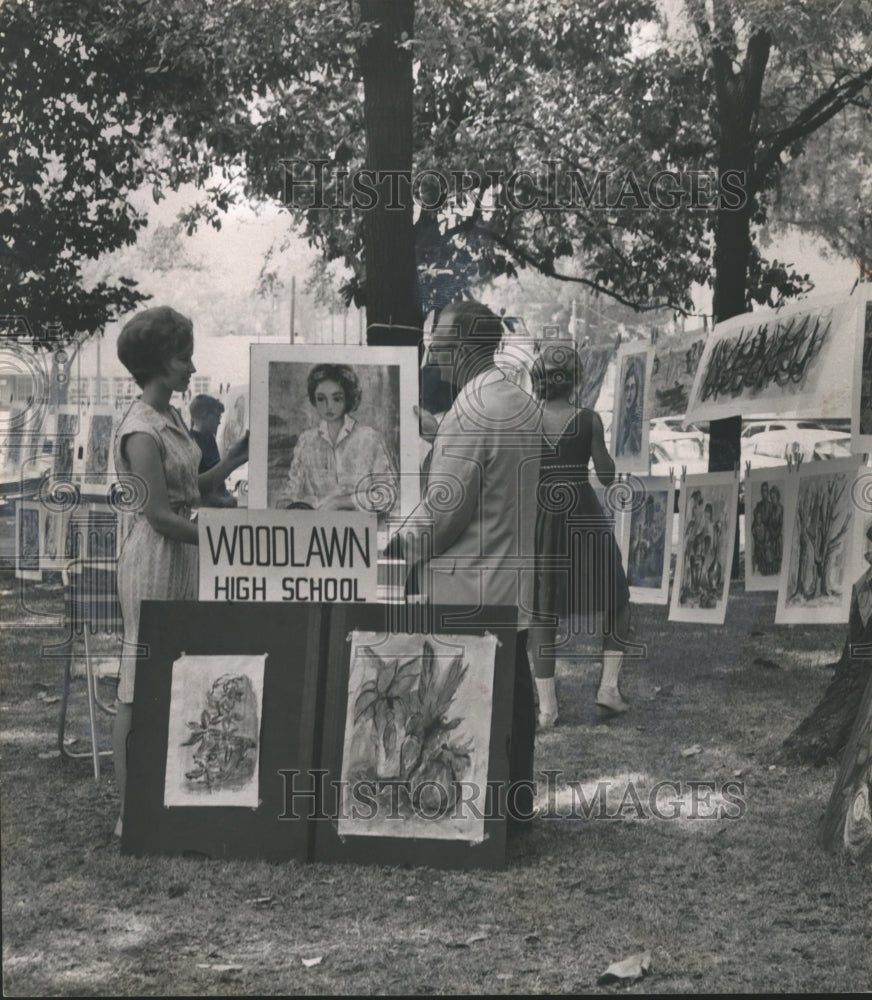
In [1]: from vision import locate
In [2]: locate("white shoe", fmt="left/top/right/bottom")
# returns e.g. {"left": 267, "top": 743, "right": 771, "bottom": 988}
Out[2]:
{"left": 596, "top": 687, "right": 629, "bottom": 714}
{"left": 538, "top": 710, "right": 559, "bottom": 728}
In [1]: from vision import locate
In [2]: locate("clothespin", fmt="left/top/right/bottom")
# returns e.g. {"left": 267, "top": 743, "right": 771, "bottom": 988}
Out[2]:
{"left": 744, "top": 460, "right": 752, "bottom": 479}
{"left": 734, "top": 460, "right": 740, "bottom": 480}
{"left": 681, "top": 464, "right": 687, "bottom": 484}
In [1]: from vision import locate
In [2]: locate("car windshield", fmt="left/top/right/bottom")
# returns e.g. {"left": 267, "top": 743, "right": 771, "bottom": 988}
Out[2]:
{"left": 660, "top": 438, "right": 703, "bottom": 459}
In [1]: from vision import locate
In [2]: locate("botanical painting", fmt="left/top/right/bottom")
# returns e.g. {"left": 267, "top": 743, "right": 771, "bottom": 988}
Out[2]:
{"left": 164, "top": 653, "right": 266, "bottom": 808}
{"left": 84, "top": 410, "right": 114, "bottom": 479}
{"left": 649, "top": 328, "right": 707, "bottom": 419}
{"left": 744, "top": 468, "right": 788, "bottom": 592}
{"left": 621, "top": 477, "right": 674, "bottom": 605}
{"left": 337, "top": 631, "right": 498, "bottom": 843}
{"left": 669, "top": 472, "right": 739, "bottom": 624}
{"left": 776, "top": 459, "right": 863, "bottom": 625}
{"left": 612, "top": 344, "right": 651, "bottom": 473}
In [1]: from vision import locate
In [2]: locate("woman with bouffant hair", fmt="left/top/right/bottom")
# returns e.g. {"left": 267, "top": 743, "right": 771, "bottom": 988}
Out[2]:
{"left": 280, "top": 362, "right": 396, "bottom": 512}
{"left": 529, "top": 341, "right": 632, "bottom": 726}
{"left": 111, "top": 306, "right": 248, "bottom": 836}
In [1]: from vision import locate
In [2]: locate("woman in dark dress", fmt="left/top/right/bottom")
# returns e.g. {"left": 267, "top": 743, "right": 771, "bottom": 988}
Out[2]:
{"left": 529, "top": 343, "right": 632, "bottom": 725}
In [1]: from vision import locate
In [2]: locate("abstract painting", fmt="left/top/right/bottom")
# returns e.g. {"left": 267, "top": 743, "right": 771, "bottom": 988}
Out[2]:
{"left": 337, "top": 631, "right": 498, "bottom": 843}
{"left": 576, "top": 343, "right": 615, "bottom": 411}
{"left": 649, "top": 328, "right": 707, "bottom": 419}
{"left": 164, "top": 653, "right": 266, "bottom": 808}
{"left": 620, "top": 477, "right": 674, "bottom": 605}
{"left": 669, "top": 472, "right": 739, "bottom": 624}
{"left": 744, "top": 467, "right": 788, "bottom": 592}
{"left": 776, "top": 458, "right": 864, "bottom": 625}
{"left": 249, "top": 344, "right": 420, "bottom": 518}
{"left": 84, "top": 409, "right": 115, "bottom": 479}
{"left": 40, "top": 507, "right": 72, "bottom": 572}
{"left": 686, "top": 294, "right": 857, "bottom": 424}
{"left": 612, "top": 344, "right": 651, "bottom": 474}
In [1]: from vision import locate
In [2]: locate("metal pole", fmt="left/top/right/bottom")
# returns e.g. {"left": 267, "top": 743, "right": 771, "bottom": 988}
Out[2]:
{"left": 290, "top": 276, "right": 296, "bottom": 344}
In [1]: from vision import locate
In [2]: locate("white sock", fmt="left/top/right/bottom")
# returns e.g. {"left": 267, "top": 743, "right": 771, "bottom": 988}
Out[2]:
{"left": 535, "top": 677, "right": 558, "bottom": 717}
{"left": 598, "top": 651, "right": 623, "bottom": 693}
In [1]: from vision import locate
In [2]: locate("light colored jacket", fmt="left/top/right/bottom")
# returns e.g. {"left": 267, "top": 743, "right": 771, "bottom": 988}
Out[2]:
{"left": 400, "top": 369, "right": 542, "bottom": 624}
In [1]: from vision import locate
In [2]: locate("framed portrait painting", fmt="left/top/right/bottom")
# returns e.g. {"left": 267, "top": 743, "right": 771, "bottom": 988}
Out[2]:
{"left": 668, "top": 471, "right": 739, "bottom": 625}
{"left": 612, "top": 343, "right": 652, "bottom": 474}
{"left": 248, "top": 344, "right": 420, "bottom": 520}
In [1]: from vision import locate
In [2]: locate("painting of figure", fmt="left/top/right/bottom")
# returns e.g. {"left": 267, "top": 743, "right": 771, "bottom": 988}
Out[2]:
{"left": 612, "top": 345, "right": 651, "bottom": 473}
{"left": 84, "top": 411, "right": 114, "bottom": 478}
{"left": 40, "top": 508, "right": 71, "bottom": 572}
{"left": 669, "top": 472, "right": 739, "bottom": 624}
{"left": 249, "top": 345, "right": 420, "bottom": 518}
{"left": 337, "top": 631, "right": 498, "bottom": 843}
{"left": 745, "top": 469, "right": 787, "bottom": 592}
{"left": 621, "top": 478, "right": 674, "bottom": 604}
{"left": 776, "top": 459, "right": 864, "bottom": 625}
{"left": 164, "top": 653, "right": 266, "bottom": 808}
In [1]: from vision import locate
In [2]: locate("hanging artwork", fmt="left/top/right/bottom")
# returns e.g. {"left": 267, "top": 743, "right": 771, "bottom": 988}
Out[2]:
{"left": 40, "top": 506, "right": 72, "bottom": 573}
{"left": 669, "top": 471, "right": 739, "bottom": 624}
{"left": 337, "top": 630, "right": 497, "bottom": 843}
{"left": 649, "top": 328, "right": 707, "bottom": 419}
{"left": 744, "top": 466, "right": 788, "bottom": 592}
{"left": 576, "top": 343, "right": 615, "bottom": 411}
{"left": 852, "top": 290, "right": 872, "bottom": 453}
{"left": 220, "top": 384, "right": 249, "bottom": 459}
{"left": 775, "top": 458, "right": 864, "bottom": 626}
{"left": 619, "top": 476, "right": 675, "bottom": 605}
{"left": 164, "top": 653, "right": 266, "bottom": 808}
{"left": 685, "top": 294, "right": 858, "bottom": 424}
{"left": 84, "top": 407, "right": 115, "bottom": 480}
{"left": 248, "top": 344, "right": 420, "bottom": 518}
{"left": 16, "top": 501, "right": 42, "bottom": 580}
{"left": 53, "top": 407, "right": 78, "bottom": 478}
{"left": 612, "top": 344, "right": 652, "bottom": 473}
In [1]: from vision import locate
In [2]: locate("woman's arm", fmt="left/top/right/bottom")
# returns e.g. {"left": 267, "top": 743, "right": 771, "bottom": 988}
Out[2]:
{"left": 198, "top": 431, "right": 248, "bottom": 498}
{"left": 589, "top": 411, "right": 617, "bottom": 487}
{"left": 123, "top": 433, "right": 198, "bottom": 544}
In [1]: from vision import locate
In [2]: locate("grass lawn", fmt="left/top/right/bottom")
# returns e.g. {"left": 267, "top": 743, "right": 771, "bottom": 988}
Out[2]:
{"left": 2, "top": 570, "right": 870, "bottom": 996}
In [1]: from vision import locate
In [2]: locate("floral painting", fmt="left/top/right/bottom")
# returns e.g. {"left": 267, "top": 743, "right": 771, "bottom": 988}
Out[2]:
{"left": 164, "top": 653, "right": 266, "bottom": 808}
{"left": 337, "top": 631, "right": 497, "bottom": 843}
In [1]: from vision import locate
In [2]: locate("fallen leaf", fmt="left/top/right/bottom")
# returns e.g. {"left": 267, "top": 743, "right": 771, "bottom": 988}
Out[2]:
{"left": 245, "top": 895, "right": 274, "bottom": 907}
{"left": 596, "top": 950, "right": 652, "bottom": 986}
{"left": 753, "top": 657, "right": 780, "bottom": 670}
{"left": 733, "top": 769, "right": 743, "bottom": 777}
{"left": 681, "top": 744, "right": 703, "bottom": 757}
{"left": 466, "top": 932, "right": 489, "bottom": 945}
{"left": 302, "top": 956, "right": 323, "bottom": 968}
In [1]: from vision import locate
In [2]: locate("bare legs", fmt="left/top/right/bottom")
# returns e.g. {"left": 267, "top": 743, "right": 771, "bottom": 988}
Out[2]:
{"left": 112, "top": 703, "right": 132, "bottom": 835}
{"left": 528, "top": 626, "right": 559, "bottom": 727}
{"left": 596, "top": 602, "right": 631, "bottom": 714}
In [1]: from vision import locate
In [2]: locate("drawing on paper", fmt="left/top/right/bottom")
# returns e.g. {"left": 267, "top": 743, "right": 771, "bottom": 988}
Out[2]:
{"left": 624, "top": 481, "right": 672, "bottom": 602}
{"left": 745, "top": 472, "right": 786, "bottom": 591}
{"left": 338, "top": 632, "right": 497, "bottom": 842}
{"left": 164, "top": 654, "right": 266, "bottom": 808}
{"left": 54, "top": 411, "right": 77, "bottom": 477}
{"left": 784, "top": 471, "right": 854, "bottom": 613}
{"left": 649, "top": 330, "right": 706, "bottom": 418}
{"left": 859, "top": 301, "right": 872, "bottom": 437}
{"left": 669, "top": 473, "right": 738, "bottom": 624}
{"left": 221, "top": 385, "right": 249, "bottom": 458}
{"left": 18, "top": 505, "right": 40, "bottom": 570}
{"left": 85, "top": 413, "right": 114, "bottom": 477}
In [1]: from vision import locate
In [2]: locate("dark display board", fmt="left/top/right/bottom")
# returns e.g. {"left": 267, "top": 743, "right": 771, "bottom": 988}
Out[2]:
{"left": 122, "top": 601, "right": 323, "bottom": 862}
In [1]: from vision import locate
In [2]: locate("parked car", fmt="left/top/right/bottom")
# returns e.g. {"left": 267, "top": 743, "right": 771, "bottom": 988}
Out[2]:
{"left": 650, "top": 435, "right": 709, "bottom": 476}
{"left": 741, "top": 421, "right": 853, "bottom": 471}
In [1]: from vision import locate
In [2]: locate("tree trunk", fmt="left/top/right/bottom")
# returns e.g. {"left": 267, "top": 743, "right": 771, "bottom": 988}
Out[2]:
{"left": 778, "top": 594, "right": 872, "bottom": 766}
{"left": 358, "top": 0, "right": 422, "bottom": 348}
